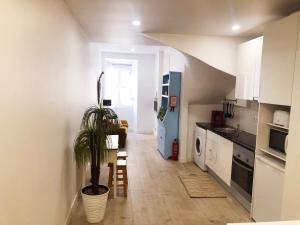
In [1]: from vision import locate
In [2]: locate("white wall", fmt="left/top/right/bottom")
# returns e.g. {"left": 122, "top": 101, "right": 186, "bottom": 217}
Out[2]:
{"left": 101, "top": 52, "right": 157, "bottom": 134}
{"left": 0, "top": 1, "right": 96, "bottom": 225}
{"left": 144, "top": 33, "right": 245, "bottom": 75}
{"left": 225, "top": 101, "right": 259, "bottom": 135}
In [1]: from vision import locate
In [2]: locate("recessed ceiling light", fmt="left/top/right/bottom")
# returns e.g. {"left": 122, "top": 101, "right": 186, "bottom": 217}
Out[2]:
{"left": 132, "top": 20, "right": 141, "bottom": 27}
{"left": 130, "top": 48, "right": 135, "bottom": 52}
{"left": 232, "top": 24, "right": 240, "bottom": 31}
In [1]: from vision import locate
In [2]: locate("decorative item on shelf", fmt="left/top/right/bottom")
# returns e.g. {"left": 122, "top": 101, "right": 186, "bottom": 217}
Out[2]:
{"left": 103, "top": 99, "right": 112, "bottom": 107}
{"left": 157, "top": 106, "right": 167, "bottom": 121}
{"left": 169, "top": 96, "right": 177, "bottom": 112}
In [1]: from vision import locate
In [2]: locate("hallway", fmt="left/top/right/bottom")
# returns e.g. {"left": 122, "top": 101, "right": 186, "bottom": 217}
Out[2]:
{"left": 69, "top": 134, "right": 250, "bottom": 225}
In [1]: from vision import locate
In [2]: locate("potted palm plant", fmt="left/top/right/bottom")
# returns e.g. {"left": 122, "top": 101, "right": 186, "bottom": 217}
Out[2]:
{"left": 74, "top": 105, "right": 116, "bottom": 223}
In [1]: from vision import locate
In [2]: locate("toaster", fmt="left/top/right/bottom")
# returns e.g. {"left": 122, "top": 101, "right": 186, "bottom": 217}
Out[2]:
{"left": 273, "top": 110, "right": 290, "bottom": 128}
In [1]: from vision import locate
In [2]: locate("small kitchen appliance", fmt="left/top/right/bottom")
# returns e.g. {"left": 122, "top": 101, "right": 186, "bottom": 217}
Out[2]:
{"left": 269, "top": 128, "right": 288, "bottom": 154}
{"left": 211, "top": 111, "right": 225, "bottom": 127}
{"left": 273, "top": 110, "right": 290, "bottom": 128}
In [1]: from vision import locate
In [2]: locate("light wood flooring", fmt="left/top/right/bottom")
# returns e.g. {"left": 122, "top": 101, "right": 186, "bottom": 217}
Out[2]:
{"left": 69, "top": 133, "right": 250, "bottom": 225}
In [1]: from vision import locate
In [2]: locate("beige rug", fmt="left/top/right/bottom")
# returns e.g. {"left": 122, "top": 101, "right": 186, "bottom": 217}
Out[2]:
{"left": 179, "top": 173, "right": 227, "bottom": 198}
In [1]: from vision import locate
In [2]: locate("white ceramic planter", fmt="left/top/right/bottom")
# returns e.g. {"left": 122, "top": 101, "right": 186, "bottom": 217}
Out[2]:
{"left": 81, "top": 185, "right": 109, "bottom": 223}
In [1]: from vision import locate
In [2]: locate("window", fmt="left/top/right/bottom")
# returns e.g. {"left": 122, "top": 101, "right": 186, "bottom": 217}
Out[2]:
{"left": 104, "top": 63, "right": 134, "bottom": 107}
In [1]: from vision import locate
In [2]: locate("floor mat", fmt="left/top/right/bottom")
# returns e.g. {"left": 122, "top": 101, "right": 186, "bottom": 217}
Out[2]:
{"left": 179, "top": 173, "right": 227, "bottom": 198}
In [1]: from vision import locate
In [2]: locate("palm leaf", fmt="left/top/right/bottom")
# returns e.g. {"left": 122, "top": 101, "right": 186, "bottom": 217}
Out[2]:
{"left": 73, "top": 104, "right": 117, "bottom": 193}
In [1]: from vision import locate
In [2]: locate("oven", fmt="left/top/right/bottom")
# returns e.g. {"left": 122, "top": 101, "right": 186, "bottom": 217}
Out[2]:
{"left": 231, "top": 144, "right": 254, "bottom": 202}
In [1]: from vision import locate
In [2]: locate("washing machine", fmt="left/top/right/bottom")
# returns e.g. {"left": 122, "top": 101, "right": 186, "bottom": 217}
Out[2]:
{"left": 193, "top": 126, "right": 207, "bottom": 171}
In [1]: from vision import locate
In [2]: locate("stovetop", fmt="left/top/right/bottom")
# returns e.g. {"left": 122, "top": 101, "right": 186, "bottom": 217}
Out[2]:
{"left": 196, "top": 122, "right": 256, "bottom": 152}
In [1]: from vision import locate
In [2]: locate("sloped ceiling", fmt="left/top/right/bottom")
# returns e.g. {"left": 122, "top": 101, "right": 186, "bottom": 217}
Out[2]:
{"left": 145, "top": 33, "right": 244, "bottom": 75}
{"left": 65, "top": 0, "right": 300, "bottom": 44}
{"left": 182, "top": 54, "right": 236, "bottom": 104}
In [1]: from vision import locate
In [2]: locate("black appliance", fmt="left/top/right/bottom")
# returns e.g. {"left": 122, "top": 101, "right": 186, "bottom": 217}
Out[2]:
{"left": 211, "top": 111, "right": 225, "bottom": 127}
{"left": 231, "top": 144, "right": 254, "bottom": 202}
{"left": 103, "top": 99, "right": 112, "bottom": 106}
{"left": 269, "top": 128, "right": 288, "bottom": 154}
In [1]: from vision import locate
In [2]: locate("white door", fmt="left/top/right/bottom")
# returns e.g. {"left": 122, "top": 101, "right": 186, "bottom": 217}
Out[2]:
{"left": 104, "top": 60, "right": 137, "bottom": 132}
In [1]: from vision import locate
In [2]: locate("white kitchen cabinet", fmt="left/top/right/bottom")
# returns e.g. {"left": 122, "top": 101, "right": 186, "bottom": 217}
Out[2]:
{"left": 205, "top": 131, "right": 218, "bottom": 172}
{"left": 216, "top": 136, "right": 233, "bottom": 186}
{"left": 205, "top": 131, "right": 233, "bottom": 186}
{"left": 259, "top": 12, "right": 299, "bottom": 106}
{"left": 252, "top": 155, "right": 285, "bottom": 222}
{"left": 253, "top": 37, "right": 264, "bottom": 99}
{"left": 235, "top": 36, "right": 263, "bottom": 100}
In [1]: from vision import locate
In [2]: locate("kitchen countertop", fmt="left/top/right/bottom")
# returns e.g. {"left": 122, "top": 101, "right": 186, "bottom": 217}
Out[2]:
{"left": 196, "top": 122, "right": 256, "bottom": 152}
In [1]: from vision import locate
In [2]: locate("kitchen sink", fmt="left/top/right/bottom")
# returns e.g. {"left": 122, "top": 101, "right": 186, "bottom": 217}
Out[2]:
{"left": 213, "top": 127, "right": 237, "bottom": 134}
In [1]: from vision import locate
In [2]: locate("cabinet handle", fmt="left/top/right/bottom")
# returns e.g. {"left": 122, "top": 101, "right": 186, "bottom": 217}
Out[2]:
{"left": 233, "top": 158, "right": 253, "bottom": 172}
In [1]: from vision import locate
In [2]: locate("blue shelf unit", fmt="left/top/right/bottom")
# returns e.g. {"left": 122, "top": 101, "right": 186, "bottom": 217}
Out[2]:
{"left": 157, "top": 72, "right": 181, "bottom": 159}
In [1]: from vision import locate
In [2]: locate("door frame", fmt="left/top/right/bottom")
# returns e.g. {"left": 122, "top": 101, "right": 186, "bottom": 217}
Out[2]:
{"left": 103, "top": 58, "right": 138, "bottom": 133}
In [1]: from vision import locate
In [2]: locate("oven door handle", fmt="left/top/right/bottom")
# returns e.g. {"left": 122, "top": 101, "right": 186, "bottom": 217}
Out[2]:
{"left": 232, "top": 158, "right": 253, "bottom": 172}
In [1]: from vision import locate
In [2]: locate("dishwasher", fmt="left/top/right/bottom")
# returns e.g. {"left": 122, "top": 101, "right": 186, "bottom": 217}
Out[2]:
{"left": 252, "top": 154, "right": 285, "bottom": 222}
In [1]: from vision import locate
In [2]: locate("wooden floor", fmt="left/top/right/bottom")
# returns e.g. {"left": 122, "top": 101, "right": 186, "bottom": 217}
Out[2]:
{"left": 69, "top": 133, "right": 250, "bottom": 225}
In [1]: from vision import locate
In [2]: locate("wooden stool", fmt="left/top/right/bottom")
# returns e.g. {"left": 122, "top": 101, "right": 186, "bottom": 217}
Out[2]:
{"left": 108, "top": 160, "right": 128, "bottom": 197}
{"left": 108, "top": 162, "right": 114, "bottom": 189}
{"left": 117, "top": 151, "right": 128, "bottom": 160}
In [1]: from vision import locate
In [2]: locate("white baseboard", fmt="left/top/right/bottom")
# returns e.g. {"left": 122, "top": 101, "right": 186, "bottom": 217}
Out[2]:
{"left": 63, "top": 191, "right": 80, "bottom": 225}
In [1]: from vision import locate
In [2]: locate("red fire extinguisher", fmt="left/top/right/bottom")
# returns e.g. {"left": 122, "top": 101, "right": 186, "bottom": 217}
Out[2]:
{"left": 172, "top": 138, "right": 179, "bottom": 161}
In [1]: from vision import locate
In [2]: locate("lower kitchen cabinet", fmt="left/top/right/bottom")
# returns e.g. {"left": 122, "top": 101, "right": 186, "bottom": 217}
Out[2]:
{"left": 205, "top": 131, "right": 233, "bottom": 186}
{"left": 205, "top": 131, "right": 218, "bottom": 171}
{"left": 216, "top": 136, "right": 233, "bottom": 186}
{"left": 252, "top": 155, "right": 285, "bottom": 222}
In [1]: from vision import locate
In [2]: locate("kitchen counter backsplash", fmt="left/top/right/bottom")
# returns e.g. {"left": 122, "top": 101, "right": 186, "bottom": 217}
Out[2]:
{"left": 226, "top": 101, "right": 259, "bottom": 135}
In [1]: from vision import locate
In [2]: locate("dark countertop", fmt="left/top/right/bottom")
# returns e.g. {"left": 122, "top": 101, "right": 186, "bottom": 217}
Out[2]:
{"left": 196, "top": 122, "right": 256, "bottom": 152}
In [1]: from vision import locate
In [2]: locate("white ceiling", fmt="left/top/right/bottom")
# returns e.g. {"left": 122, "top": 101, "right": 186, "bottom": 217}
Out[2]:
{"left": 65, "top": 0, "right": 300, "bottom": 45}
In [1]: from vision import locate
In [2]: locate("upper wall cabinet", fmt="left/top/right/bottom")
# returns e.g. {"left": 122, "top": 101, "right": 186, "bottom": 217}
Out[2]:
{"left": 259, "top": 13, "right": 299, "bottom": 106}
{"left": 235, "top": 37, "right": 263, "bottom": 100}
